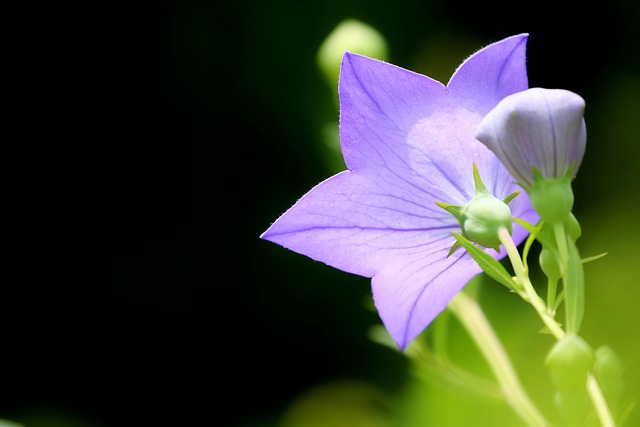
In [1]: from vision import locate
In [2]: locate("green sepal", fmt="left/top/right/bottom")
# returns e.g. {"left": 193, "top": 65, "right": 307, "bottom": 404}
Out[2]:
{"left": 446, "top": 240, "right": 462, "bottom": 258}
{"left": 503, "top": 190, "right": 521, "bottom": 205}
{"left": 472, "top": 162, "right": 489, "bottom": 195}
{"left": 531, "top": 165, "right": 545, "bottom": 182}
{"left": 436, "top": 202, "right": 464, "bottom": 257}
{"left": 451, "top": 232, "right": 519, "bottom": 292}
{"left": 435, "top": 201, "right": 463, "bottom": 221}
{"left": 565, "top": 237, "right": 585, "bottom": 334}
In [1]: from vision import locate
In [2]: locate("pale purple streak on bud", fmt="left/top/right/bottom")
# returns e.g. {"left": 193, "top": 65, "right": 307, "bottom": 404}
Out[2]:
{"left": 475, "top": 88, "right": 586, "bottom": 189}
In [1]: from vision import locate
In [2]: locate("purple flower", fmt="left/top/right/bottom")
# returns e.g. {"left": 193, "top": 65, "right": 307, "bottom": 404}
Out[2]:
{"left": 261, "top": 34, "right": 538, "bottom": 350}
{"left": 475, "top": 88, "right": 587, "bottom": 190}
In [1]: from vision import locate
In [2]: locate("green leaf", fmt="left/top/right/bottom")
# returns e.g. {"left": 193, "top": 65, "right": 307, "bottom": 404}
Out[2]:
{"left": 513, "top": 217, "right": 541, "bottom": 234}
{"left": 451, "top": 232, "right": 518, "bottom": 291}
{"left": 581, "top": 252, "right": 608, "bottom": 264}
{"left": 514, "top": 218, "right": 558, "bottom": 254}
{"left": 521, "top": 227, "right": 538, "bottom": 272}
{"left": 565, "top": 238, "right": 585, "bottom": 334}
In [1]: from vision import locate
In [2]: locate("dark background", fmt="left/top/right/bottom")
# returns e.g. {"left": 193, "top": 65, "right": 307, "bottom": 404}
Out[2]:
{"left": 4, "top": 1, "right": 639, "bottom": 426}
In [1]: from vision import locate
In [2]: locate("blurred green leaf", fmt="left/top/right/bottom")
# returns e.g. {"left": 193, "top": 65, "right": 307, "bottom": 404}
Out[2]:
{"left": 565, "top": 238, "right": 585, "bottom": 334}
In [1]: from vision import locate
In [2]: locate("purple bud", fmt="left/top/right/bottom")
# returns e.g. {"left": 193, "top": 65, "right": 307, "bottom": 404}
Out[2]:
{"left": 476, "top": 88, "right": 586, "bottom": 189}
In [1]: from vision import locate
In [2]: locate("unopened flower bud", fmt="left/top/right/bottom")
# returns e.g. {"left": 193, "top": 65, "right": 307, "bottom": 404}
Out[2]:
{"left": 317, "top": 19, "right": 388, "bottom": 90}
{"left": 553, "top": 388, "right": 591, "bottom": 426}
{"left": 593, "top": 346, "right": 625, "bottom": 415}
{"left": 460, "top": 195, "right": 512, "bottom": 249}
{"left": 475, "top": 88, "right": 586, "bottom": 190}
{"left": 437, "top": 164, "right": 514, "bottom": 251}
{"left": 565, "top": 212, "right": 582, "bottom": 242}
{"left": 545, "top": 334, "right": 595, "bottom": 389}
{"left": 539, "top": 247, "right": 561, "bottom": 282}
{"left": 529, "top": 173, "right": 574, "bottom": 225}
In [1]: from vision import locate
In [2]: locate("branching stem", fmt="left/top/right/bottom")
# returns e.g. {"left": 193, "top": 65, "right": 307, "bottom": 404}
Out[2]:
{"left": 449, "top": 291, "right": 549, "bottom": 427}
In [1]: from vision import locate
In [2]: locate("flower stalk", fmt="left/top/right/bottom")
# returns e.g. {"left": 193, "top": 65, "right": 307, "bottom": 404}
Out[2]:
{"left": 587, "top": 374, "right": 617, "bottom": 427}
{"left": 497, "top": 227, "right": 617, "bottom": 426}
{"left": 448, "top": 291, "right": 549, "bottom": 427}
{"left": 498, "top": 227, "right": 565, "bottom": 340}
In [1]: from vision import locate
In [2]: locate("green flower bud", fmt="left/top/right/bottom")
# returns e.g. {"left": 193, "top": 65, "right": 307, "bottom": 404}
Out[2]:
{"left": 460, "top": 195, "right": 512, "bottom": 249}
{"left": 546, "top": 335, "right": 596, "bottom": 425}
{"left": 553, "top": 388, "right": 591, "bottom": 426}
{"left": 545, "top": 334, "right": 595, "bottom": 389}
{"left": 437, "top": 164, "right": 514, "bottom": 251}
{"left": 565, "top": 212, "right": 582, "bottom": 242}
{"left": 539, "top": 247, "right": 561, "bottom": 282}
{"left": 529, "top": 173, "right": 574, "bottom": 225}
{"left": 317, "top": 19, "right": 388, "bottom": 90}
{"left": 593, "top": 346, "right": 625, "bottom": 416}
{"left": 537, "top": 215, "right": 581, "bottom": 282}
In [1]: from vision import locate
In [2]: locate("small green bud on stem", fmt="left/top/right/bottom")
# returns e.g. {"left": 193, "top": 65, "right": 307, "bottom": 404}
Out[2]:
{"left": 529, "top": 171, "right": 574, "bottom": 225}
{"left": 460, "top": 195, "right": 513, "bottom": 250}
{"left": 593, "top": 346, "right": 625, "bottom": 418}
{"left": 539, "top": 247, "right": 561, "bottom": 282}
{"left": 437, "top": 164, "right": 515, "bottom": 251}
{"left": 545, "top": 334, "right": 595, "bottom": 425}
{"left": 546, "top": 334, "right": 595, "bottom": 388}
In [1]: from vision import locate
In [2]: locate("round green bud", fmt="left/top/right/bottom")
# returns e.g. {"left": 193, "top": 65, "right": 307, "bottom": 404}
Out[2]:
{"left": 461, "top": 195, "right": 513, "bottom": 249}
{"left": 545, "top": 334, "right": 595, "bottom": 389}
{"left": 529, "top": 177, "right": 574, "bottom": 225}
{"left": 565, "top": 212, "right": 582, "bottom": 242}
{"left": 317, "top": 19, "right": 388, "bottom": 89}
{"left": 553, "top": 388, "right": 591, "bottom": 426}
{"left": 539, "top": 247, "right": 561, "bottom": 281}
{"left": 593, "top": 346, "right": 625, "bottom": 413}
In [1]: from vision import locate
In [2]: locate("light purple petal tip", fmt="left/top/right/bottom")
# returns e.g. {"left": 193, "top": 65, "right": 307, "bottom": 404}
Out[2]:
{"left": 449, "top": 33, "right": 529, "bottom": 114}
{"left": 372, "top": 250, "right": 480, "bottom": 350}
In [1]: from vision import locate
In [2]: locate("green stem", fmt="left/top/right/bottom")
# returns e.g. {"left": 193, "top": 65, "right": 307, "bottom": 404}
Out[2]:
{"left": 448, "top": 291, "right": 549, "bottom": 427}
{"left": 553, "top": 223, "right": 574, "bottom": 331}
{"left": 498, "top": 228, "right": 617, "bottom": 426}
{"left": 546, "top": 277, "right": 558, "bottom": 314}
{"left": 498, "top": 228, "right": 565, "bottom": 340}
{"left": 587, "top": 374, "right": 616, "bottom": 427}
{"left": 553, "top": 222, "right": 569, "bottom": 269}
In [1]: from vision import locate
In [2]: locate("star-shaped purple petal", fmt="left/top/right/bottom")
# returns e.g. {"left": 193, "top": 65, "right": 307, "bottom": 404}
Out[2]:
{"left": 261, "top": 34, "right": 538, "bottom": 350}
